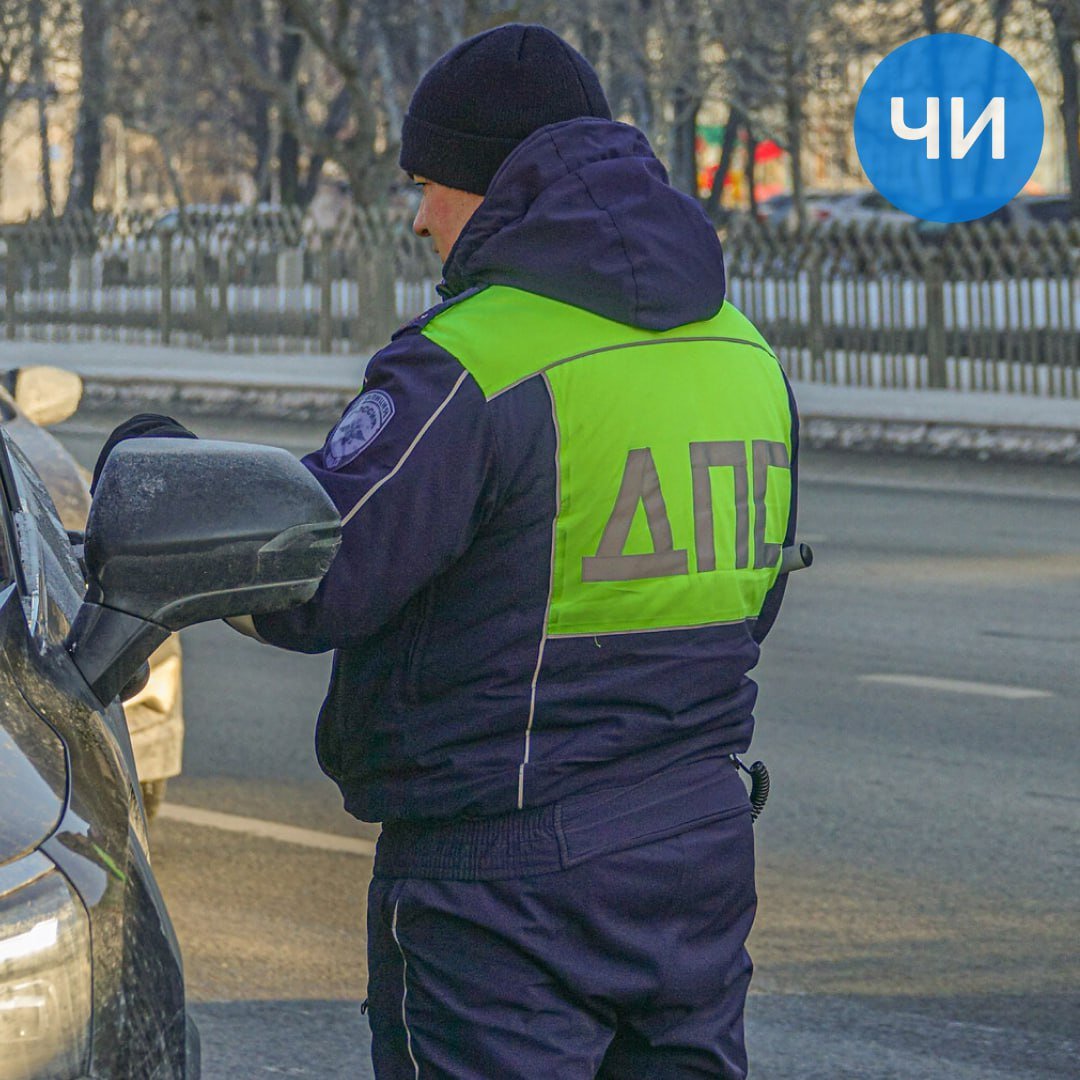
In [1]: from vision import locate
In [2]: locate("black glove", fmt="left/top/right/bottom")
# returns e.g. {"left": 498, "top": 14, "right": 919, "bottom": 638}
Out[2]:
{"left": 91, "top": 413, "right": 197, "bottom": 494}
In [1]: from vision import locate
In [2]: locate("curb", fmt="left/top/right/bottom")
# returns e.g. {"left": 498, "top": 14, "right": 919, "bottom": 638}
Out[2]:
{"left": 802, "top": 415, "right": 1080, "bottom": 465}
{"left": 79, "top": 376, "right": 1080, "bottom": 466}
{"left": 81, "top": 376, "right": 355, "bottom": 422}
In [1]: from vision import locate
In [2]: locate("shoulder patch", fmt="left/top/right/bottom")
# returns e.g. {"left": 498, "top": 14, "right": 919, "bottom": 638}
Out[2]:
{"left": 324, "top": 390, "right": 395, "bottom": 469}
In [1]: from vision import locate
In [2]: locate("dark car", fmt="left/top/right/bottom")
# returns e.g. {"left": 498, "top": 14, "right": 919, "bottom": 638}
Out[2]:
{"left": 0, "top": 430, "right": 340, "bottom": 1077}
{"left": 0, "top": 366, "right": 186, "bottom": 821}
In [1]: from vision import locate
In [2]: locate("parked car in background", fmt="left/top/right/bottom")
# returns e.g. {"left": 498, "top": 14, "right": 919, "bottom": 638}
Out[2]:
{"left": 756, "top": 189, "right": 917, "bottom": 230}
{"left": 0, "top": 366, "right": 184, "bottom": 819}
{"left": 0, "top": 427, "right": 199, "bottom": 1078}
{"left": 820, "top": 190, "right": 917, "bottom": 226}
{"left": 760, "top": 189, "right": 920, "bottom": 228}
{"left": 915, "top": 193, "right": 1075, "bottom": 241}
{"left": 911, "top": 194, "right": 1079, "bottom": 276}
{"left": 755, "top": 190, "right": 844, "bottom": 228}
{"left": 999, "top": 193, "right": 1075, "bottom": 227}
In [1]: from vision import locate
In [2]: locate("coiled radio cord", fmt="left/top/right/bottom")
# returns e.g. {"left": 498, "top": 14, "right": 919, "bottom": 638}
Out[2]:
{"left": 732, "top": 756, "right": 771, "bottom": 823}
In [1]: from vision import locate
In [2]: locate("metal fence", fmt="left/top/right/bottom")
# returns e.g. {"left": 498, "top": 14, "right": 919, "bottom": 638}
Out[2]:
{"left": 2, "top": 208, "right": 1079, "bottom": 397}
{"left": 1, "top": 206, "right": 442, "bottom": 353}
{"left": 724, "top": 216, "right": 1080, "bottom": 398}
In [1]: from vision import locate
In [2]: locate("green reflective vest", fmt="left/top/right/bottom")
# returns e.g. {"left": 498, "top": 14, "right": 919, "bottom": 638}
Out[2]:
{"left": 423, "top": 285, "right": 793, "bottom": 638}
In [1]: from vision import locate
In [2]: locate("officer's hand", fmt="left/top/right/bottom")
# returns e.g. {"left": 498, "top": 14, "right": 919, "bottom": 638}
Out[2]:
{"left": 90, "top": 413, "right": 197, "bottom": 494}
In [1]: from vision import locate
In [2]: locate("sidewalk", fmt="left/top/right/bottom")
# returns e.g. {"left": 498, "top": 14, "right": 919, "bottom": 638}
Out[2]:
{"left": 1, "top": 339, "right": 1077, "bottom": 463}
{"left": 792, "top": 382, "right": 1080, "bottom": 462}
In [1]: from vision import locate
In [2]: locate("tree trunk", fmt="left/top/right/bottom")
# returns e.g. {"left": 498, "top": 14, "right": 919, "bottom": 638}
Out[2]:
{"left": 299, "top": 87, "right": 352, "bottom": 207}
{"left": 250, "top": 0, "right": 273, "bottom": 202}
{"left": 1052, "top": 7, "right": 1080, "bottom": 217}
{"left": 67, "top": 0, "right": 109, "bottom": 214}
{"left": 156, "top": 135, "right": 187, "bottom": 210}
{"left": 36, "top": 90, "right": 53, "bottom": 217}
{"left": 670, "top": 86, "right": 700, "bottom": 197}
{"left": 921, "top": 0, "right": 939, "bottom": 34}
{"left": 992, "top": 0, "right": 1013, "bottom": 45}
{"left": 706, "top": 106, "right": 744, "bottom": 219}
{"left": 252, "top": 96, "right": 273, "bottom": 202}
{"left": 785, "top": 49, "right": 806, "bottom": 231}
{"left": 669, "top": 10, "right": 701, "bottom": 198}
{"left": 747, "top": 124, "right": 759, "bottom": 217}
{"left": 277, "top": 3, "right": 304, "bottom": 206}
{"left": 29, "top": 0, "right": 54, "bottom": 217}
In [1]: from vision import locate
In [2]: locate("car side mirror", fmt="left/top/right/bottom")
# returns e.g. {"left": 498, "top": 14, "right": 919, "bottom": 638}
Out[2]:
{"left": 66, "top": 439, "right": 341, "bottom": 704}
{"left": 6, "top": 366, "right": 84, "bottom": 426}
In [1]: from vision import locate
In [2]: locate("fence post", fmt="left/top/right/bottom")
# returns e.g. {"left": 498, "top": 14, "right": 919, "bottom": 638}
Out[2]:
{"left": 70, "top": 253, "right": 93, "bottom": 327}
{"left": 807, "top": 260, "right": 825, "bottom": 378}
{"left": 195, "top": 245, "right": 218, "bottom": 344}
{"left": 159, "top": 235, "right": 172, "bottom": 345}
{"left": 374, "top": 244, "right": 397, "bottom": 342}
{"left": 351, "top": 249, "right": 368, "bottom": 348}
{"left": 5, "top": 237, "right": 19, "bottom": 341}
{"left": 925, "top": 252, "right": 947, "bottom": 388}
{"left": 217, "top": 243, "right": 231, "bottom": 343}
{"left": 319, "top": 235, "right": 333, "bottom": 353}
{"left": 277, "top": 249, "right": 303, "bottom": 290}
{"left": 276, "top": 248, "right": 303, "bottom": 342}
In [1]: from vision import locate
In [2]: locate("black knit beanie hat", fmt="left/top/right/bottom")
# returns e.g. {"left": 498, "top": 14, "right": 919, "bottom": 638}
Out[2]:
{"left": 399, "top": 23, "right": 612, "bottom": 195}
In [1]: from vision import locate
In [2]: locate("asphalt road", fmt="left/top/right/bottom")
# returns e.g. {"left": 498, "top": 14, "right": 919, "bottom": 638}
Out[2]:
{"left": 55, "top": 415, "right": 1080, "bottom": 1079}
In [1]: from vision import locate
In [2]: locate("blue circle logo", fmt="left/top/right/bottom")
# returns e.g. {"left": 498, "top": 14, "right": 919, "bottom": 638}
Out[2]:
{"left": 854, "top": 34, "right": 1043, "bottom": 222}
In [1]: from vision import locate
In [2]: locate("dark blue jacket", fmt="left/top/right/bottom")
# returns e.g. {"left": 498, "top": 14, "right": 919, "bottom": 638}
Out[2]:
{"left": 255, "top": 118, "right": 798, "bottom": 831}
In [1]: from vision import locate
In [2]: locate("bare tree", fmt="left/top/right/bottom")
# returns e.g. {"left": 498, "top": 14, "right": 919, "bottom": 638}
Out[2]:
{"left": 65, "top": 0, "right": 109, "bottom": 213}
{"left": 110, "top": 0, "right": 231, "bottom": 208}
{"left": 0, "top": 1, "right": 72, "bottom": 216}
{"left": 890, "top": 0, "right": 1080, "bottom": 215}
{"left": 16, "top": 0, "right": 1066, "bottom": 220}
{"left": 705, "top": 4, "right": 787, "bottom": 219}
{"left": 26, "top": 0, "right": 57, "bottom": 215}
{"left": 192, "top": 1, "right": 381, "bottom": 203}
{"left": 709, "top": 0, "right": 854, "bottom": 230}
{"left": 1042, "top": 1, "right": 1080, "bottom": 214}
{"left": 0, "top": 2, "right": 37, "bottom": 211}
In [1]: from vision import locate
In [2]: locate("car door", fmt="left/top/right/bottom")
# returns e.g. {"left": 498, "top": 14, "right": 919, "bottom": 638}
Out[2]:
{"left": 0, "top": 429, "right": 193, "bottom": 1077}
{"left": 0, "top": 427, "right": 144, "bottom": 832}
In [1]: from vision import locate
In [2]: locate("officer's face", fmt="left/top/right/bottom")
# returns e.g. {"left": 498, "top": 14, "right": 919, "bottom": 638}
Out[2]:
{"left": 412, "top": 177, "right": 484, "bottom": 262}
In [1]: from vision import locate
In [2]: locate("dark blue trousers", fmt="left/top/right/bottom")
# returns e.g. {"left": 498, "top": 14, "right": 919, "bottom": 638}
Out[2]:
{"left": 366, "top": 788, "right": 756, "bottom": 1079}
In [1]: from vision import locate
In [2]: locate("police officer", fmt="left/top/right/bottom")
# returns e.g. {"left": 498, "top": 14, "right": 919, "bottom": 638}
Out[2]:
{"left": 97, "top": 24, "right": 798, "bottom": 1080}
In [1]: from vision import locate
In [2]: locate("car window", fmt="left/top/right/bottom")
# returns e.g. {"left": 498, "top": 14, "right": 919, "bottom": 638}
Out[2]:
{"left": 0, "top": 450, "right": 15, "bottom": 590}
{"left": 5, "top": 438, "right": 84, "bottom": 588}
{"left": 976, "top": 205, "right": 1012, "bottom": 225}
{"left": 860, "top": 192, "right": 895, "bottom": 211}
{"left": 1, "top": 434, "right": 86, "bottom": 642}
{"left": 1026, "top": 199, "right": 1073, "bottom": 224}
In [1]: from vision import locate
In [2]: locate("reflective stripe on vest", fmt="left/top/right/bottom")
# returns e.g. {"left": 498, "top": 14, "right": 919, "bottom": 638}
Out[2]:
{"left": 422, "top": 285, "right": 793, "bottom": 637}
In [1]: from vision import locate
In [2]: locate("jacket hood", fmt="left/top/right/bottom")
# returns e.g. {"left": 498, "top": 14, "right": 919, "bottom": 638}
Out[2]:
{"left": 441, "top": 118, "right": 726, "bottom": 330}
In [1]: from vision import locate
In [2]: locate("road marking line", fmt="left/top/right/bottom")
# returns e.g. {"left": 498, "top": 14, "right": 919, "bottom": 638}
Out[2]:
{"left": 158, "top": 803, "right": 377, "bottom": 857}
{"left": 859, "top": 674, "right": 1053, "bottom": 700}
